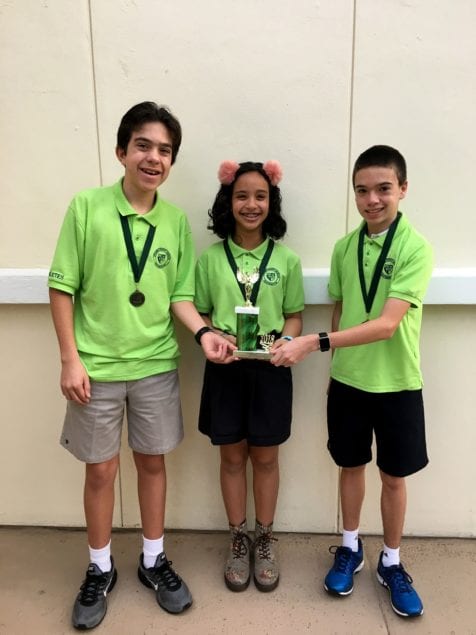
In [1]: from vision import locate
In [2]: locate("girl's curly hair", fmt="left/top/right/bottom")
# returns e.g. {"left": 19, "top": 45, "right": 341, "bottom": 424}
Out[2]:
{"left": 208, "top": 161, "right": 287, "bottom": 240}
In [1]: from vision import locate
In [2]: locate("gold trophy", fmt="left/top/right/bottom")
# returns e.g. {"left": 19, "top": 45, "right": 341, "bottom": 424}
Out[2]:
{"left": 233, "top": 268, "right": 274, "bottom": 360}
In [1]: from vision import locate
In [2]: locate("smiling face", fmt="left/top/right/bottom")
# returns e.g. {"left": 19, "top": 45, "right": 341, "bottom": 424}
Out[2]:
{"left": 231, "top": 171, "right": 270, "bottom": 243}
{"left": 116, "top": 121, "right": 173, "bottom": 201}
{"left": 354, "top": 165, "right": 408, "bottom": 234}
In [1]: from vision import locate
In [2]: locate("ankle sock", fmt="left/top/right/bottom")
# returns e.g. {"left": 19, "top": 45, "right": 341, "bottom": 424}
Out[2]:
{"left": 89, "top": 541, "right": 112, "bottom": 572}
{"left": 342, "top": 528, "right": 359, "bottom": 552}
{"left": 143, "top": 534, "right": 164, "bottom": 568}
{"left": 382, "top": 544, "right": 400, "bottom": 567}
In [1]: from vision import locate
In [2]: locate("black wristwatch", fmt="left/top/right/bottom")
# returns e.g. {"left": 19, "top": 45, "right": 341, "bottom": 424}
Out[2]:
{"left": 194, "top": 326, "right": 213, "bottom": 345}
{"left": 318, "top": 332, "right": 331, "bottom": 352}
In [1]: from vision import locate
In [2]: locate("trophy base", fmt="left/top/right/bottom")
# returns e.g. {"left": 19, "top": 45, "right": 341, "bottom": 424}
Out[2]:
{"left": 233, "top": 350, "right": 272, "bottom": 361}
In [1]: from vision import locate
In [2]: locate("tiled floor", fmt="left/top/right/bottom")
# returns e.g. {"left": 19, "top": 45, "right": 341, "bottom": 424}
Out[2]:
{"left": 0, "top": 527, "right": 474, "bottom": 634}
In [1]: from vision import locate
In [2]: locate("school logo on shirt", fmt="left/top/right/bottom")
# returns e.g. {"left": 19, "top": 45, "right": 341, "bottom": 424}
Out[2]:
{"left": 263, "top": 268, "right": 280, "bottom": 285}
{"left": 153, "top": 248, "right": 171, "bottom": 268}
{"left": 382, "top": 258, "right": 395, "bottom": 279}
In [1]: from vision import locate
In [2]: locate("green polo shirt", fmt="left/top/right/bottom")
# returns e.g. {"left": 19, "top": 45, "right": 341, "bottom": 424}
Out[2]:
{"left": 328, "top": 213, "right": 433, "bottom": 392}
{"left": 195, "top": 237, "right": 305, "bottom": 335}
{"left": 48, "top": 180, "right": 195, "bottom": 381}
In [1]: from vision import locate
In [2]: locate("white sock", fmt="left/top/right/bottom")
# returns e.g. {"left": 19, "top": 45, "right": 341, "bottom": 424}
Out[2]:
{"left": 382, "top": 544, "right": 400, "bottom": 567}
{"left": 143, "top": 534, "right": 164, "bottom": 568}
{"left": 89, "top": 541, "right": 112, "bottom": 572}
{"left": 342, "top": 528, "right": 359, "bottom": 552}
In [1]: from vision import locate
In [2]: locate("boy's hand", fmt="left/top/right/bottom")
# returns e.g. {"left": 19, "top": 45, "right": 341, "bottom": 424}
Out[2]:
{"left": 270, "top": 335, "right": 317, "bottom": 367}
{"left": 60, "top": 359, "right": 91, "bottom": 404}
{"left": 200, "top": 331, "right": 237, "bottom": 364}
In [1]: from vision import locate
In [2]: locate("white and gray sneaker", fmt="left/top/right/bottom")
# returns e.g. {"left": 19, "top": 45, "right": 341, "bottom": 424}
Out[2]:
{"left": 72, "top": 559, "right": 117, "bottom": 630}
{"left": 138, "top": 552, "right": 192, "bottom": 614}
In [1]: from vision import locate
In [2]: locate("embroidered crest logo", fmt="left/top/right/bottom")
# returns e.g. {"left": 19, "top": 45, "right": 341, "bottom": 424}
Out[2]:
{"left": 382, "top": 258, "right": 395, "bottom": 279}
{"left": 153, "top": 248, "right": 171, "bottom": 268}
{"left": 263, "top": 268, "right": 280, "bottom": 285}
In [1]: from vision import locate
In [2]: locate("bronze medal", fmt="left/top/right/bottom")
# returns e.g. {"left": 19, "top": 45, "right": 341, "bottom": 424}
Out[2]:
{"left": 129, "top": 290, "right": 146, "bottom": 307}
{"left": 119, "top": 214, "right": 156, "bottom": 309}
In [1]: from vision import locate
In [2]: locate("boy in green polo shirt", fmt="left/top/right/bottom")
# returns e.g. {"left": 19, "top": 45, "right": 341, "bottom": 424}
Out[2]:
{"left": 48, "top": 101, "right": 233, "bottom": 630}
{"left": 271, "top": 145, "right": 433, "bottom": 618}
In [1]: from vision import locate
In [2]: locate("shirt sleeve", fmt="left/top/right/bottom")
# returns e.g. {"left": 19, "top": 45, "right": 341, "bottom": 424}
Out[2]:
{"left": 283, "top": 254, "right": 305, "bottom": 313}
{"left": 194, "top": 252, "right": 212, "bottom": 314}
{"left": 388, "top": 240, "right": 434, "bottom": 308}
{"left": 48, "top": 199, "right": 84, "bottom": 295}
{"left": 328, "top": 241, "right": 344, "bottom": 301}
{"left": 170, "top": 215, "right": 196, "bottom": 302}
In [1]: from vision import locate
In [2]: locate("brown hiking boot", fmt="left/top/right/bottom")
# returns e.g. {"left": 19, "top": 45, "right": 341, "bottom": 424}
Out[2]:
{"left": 224, "top": 520, "right": 252, "bottom": 592}
{"left": 253, "top": 520, "right": 279, "bottom": 592}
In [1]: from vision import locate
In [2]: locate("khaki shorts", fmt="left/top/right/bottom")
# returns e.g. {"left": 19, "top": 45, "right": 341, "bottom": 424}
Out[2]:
{"left": 60, "top": 371, "right": 184, "bottom": 463}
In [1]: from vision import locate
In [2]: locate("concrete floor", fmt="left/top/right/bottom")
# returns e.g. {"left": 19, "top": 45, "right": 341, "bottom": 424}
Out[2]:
{"left": 0, "top": 528, "right": 475, "bottom": 635}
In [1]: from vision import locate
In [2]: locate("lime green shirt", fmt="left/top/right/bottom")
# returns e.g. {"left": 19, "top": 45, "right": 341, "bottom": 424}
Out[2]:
{"left": 48, "top": 180, "right": 195, "bottom": 381}
{"left": 328, "top": 213, "right": 433, "bottom": 392}
{"left": 195, "top": 237, "right": 305, "bottom": 335}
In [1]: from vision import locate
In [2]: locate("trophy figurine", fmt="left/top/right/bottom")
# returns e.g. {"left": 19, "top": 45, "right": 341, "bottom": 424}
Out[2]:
{"left": 237, "top": 268, "right": 259, "bottom": 307}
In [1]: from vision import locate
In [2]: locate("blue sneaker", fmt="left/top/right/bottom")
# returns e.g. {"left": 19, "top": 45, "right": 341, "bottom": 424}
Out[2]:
{"left": 377, "top": 552, "right": 424, "bottom": 617}
{"left": 324, "top": 539, "right": 364, "bottom": 595}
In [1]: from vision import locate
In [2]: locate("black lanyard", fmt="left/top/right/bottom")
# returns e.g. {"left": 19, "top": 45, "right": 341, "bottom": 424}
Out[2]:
{"left": 357, "top": 212, "right": 401, "bottom": 315}
{"left": 119, "top": 214, "right": 156, "bottom": 284}
{"left": 223, "top": 238, "right": 275, "bottom": 306}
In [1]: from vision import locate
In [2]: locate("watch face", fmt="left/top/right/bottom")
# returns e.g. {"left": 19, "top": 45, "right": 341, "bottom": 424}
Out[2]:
{"left": 319, "top": 333, "right": 330, "bottom": 351}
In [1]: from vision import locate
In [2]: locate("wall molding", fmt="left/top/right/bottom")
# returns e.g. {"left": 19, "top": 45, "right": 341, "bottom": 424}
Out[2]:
{"left": 1, "top": 267, "right": 475, "bottom": 305}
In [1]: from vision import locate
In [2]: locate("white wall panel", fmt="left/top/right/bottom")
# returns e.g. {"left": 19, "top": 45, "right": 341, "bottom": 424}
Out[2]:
{"left": 351, "top": 0, "right": 476, "bottom": 266}
{"left": 0, "top": 307, "right": 121, "bottom": 527}
{"left": 89, "top": 1, "right": 354, "bottom": 263}
{"left": 0, "top": 0, "right": 100, "bottom": 268}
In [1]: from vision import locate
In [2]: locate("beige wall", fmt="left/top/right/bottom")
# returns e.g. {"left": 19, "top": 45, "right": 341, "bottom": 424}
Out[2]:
{"left": 1, "top": 1, "right": 475, "bottom": 536}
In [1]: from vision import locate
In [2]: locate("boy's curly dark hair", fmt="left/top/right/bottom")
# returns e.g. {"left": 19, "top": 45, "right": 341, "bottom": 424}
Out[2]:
{"left": 208, "top": 162, "right": 287, "bottom": 240}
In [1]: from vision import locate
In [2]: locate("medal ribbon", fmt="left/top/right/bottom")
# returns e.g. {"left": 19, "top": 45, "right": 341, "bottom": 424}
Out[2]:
{"left": 120, "top": 214, "right": 156, "bottom": 285}
{"left": 223, "top": 238, "right": 275, "bottom": 306}
{"left": 358, "top": 212, "right": 401, "bottom": 315}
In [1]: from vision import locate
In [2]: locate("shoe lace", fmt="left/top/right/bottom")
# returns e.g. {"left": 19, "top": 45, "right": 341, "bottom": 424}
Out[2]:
{"left": 255, "top": 532, "right": 277, "bottom": 560}
{"left": 231, "top": 531, "right": 251, "bottom": 559}
{"left": 329, "top": 546, "right": 357, "bottom": 575}
{"left": 78, "top": 569, "right": 109, "bottom": 605}
{"left": 153, "top": 559, "right": 182, "bottom": 591}
{"left": 384, "top": 564, "right": 414, "bottom": 594}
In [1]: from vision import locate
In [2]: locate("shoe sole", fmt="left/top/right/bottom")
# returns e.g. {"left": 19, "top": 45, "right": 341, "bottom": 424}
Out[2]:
{"left": 254, "top": 575, "right": 279, "bottom": 593}
{"left": 138, "top": 568, "right": 193, "bottom": 614}
{"left": 376, "top": 571, "right": 424, "bottom": 617}
{"left": 73, "top": 568, "right": 118, "bottom": 630}
{"left": 224, "top": 573, "right": 251, "bottom": 592}
{"left": 324, "top": 559, "right": 364, "bottom": 596}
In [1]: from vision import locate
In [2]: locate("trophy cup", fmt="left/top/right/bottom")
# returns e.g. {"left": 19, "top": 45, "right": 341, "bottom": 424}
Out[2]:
{"left": 233, "top": 268, "right": 274, "bottom": 360}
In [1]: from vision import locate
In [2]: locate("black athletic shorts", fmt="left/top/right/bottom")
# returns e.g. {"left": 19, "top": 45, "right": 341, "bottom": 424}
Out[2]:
{"left": 198, "top": 359, "right": 292, "bottom": 446}
{"left": 327, "top": 379, "right": 428, "bottom": 477}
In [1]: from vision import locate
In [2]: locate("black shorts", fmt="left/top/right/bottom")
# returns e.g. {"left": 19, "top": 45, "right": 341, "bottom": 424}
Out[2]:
{"left": 198, "top": 359, "right": 292, "bottom": 447}
{"left": 327, "top": 379, "right": 428, "bottom": 477}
